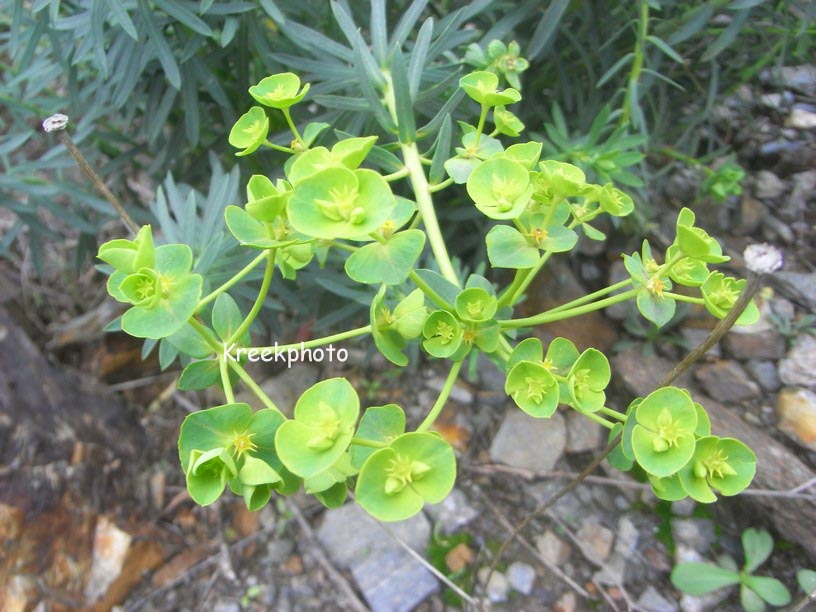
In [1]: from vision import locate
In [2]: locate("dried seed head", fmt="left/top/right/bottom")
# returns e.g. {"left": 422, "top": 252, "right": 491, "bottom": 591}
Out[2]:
{"left": 43, "top": 114, "right": 69, "bottom": 132}
{"left": 744, "top": 243, "right": 783, "bottom": 274}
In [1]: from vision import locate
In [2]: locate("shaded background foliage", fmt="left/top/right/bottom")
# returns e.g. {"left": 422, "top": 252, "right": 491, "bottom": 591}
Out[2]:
{"left": 1, "top": 0, "right": 813, "bottom": 326}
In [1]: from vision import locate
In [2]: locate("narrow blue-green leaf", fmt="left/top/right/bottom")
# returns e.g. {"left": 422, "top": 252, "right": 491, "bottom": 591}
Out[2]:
{"left": 418, "top": 88, "right": 464, "bottom": 135}
{"left": 527, "top": 0, "right": 571, "bottom": 59}
{"left": 597, "top": 53, "right": 634, "bottom": 88}
{"left": 407, "top": 17, "right": 433, "bottom": 100}
{"left": 283, "top": 21, "right": 353, "bottom": 62}
{"left": 729, "top": 0, "right": 765, "bottom": 9}
{"left": 15, "top": 11, "right": 49, "bottom": 72}
{"left": 390, "top": 0, "right": 429, "bottom": 52}
{"left": 429, "top": 114, "right": 451, "bottom": 185}
{"left": 701, "top": 10, "right": 749, "bottom": 62}
{"left": 139, "top": 0, "right": 181, "bottom": 89}
{"left": 259, "top": 0, "right": 285, "bottom": 22}
{"left": 153, "top": 0, "right": 213, "bottom": 36}
{"left": 221, "top": 16, "right": 239, "bottom": 47}
{"left": 105, "top": 0, "right": 138, "bottom": 39}
{"left": 669, "top": 4, "right": 714, "bottom": 45}
{"left": 647, "top": 35, "right": 684, "bottom": 63}
{"left": 371, "top": 0, "right": 387, "bottom": 63}
{"left": 390, "top": 48, "right": 416, "bottom": 144}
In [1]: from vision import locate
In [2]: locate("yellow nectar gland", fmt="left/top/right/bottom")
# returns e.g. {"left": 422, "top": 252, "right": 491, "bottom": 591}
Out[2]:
{"left": 652, "top": 408, "right": 685, "bottom": 453}
{"left": 244, "top": 119, "right": 263, "bottom": 135}
{"left": 462, "top": 328, "right": 476, "bottom": 343}
{"left": 135, "top": 277, "right": 155, "bottom": 301}
{"left": 378, "top": 306, "right": 396, "bottom": 327}
{"left": 435, "top": 321, "right": 456, "bottom": 343}
{"left": 232, "top": 431, "right": 258, "bottom": 457}
{"left": 541, "top": 358, "right": 556, "bottom": 372}
{"left": 384, "top": 454, "right": 431, "bottom": 495}
{"left": 530, "top": 227, "right": 549, "bottom": 246}
{"left": 701, "top": 448, "right": 738, "bottom": 480}
{"left": 524, "top": 376, "right": 548, "bottom": 404}
{"left": 646, "top": 276, "right": 665, "bottom": 298}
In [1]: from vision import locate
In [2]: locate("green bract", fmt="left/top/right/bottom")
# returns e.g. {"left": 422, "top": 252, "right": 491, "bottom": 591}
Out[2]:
{"left": 494, "top": 106, "right": 524, "bottom": 137}
{"left": 98, "top": 225, "right": 155, "bottom": 274}
{"left": 702, "top": 272, "right": 760, "bottom": 326}
{"left": 505, "top": 361, "right": 559, "bottom": 417}
{"left": 673, "top": 208, "right": 729, "bottom": 264}
{"left": 345, "top": 230, "right": 425, "bottom": 285}
{"left": 275, "top": 378, "right": 360, "bottom": 479}
{"left": 249, "top": 72, "right": 310, "bottom": 109}
{"left": 245, "top": 175, "right": 290, "bottom": 222}
{"left": 229, "top": 106, "right": 269, "bottom": 156}
{"left": 459, "top": 70, "right": 521, "bottom": 106}
{"left": 467, "top": 158, "right": 533, "bottom": 219}
{"left": 445, "top": 132, "right": 505, "bottom": 184}
{"left": 356, "top": 432, "right": 456, "bottom": 522}
{"left": 351, "top": 404, "right": 406, "bottom": 469}
{"left": 455, "top": 287, "right": 497, "bottom": 323}
{"left": 115, "top": 244, "right": 203, "bottom": 339}
{"left": 537, "top": 160, "right": 586, "bottom": 198}
{"left": 566, "top": 348, "right": 610, "bottom": 412}
{"left": 287, "top": 137, "right": 378, "bottom": 184}
{"left": 422, "top": 310, "right": 463, "bottom": 358}
{"left": 679, "top": 436, "right": 756, "bottom": 503}
{"left": 501, "top": 142, "right": 542, "bottom": 170}
{"left": 590, "top": 182, "right": 635, "bottom": 216}
{"left": 288, "top": 167, "right": 396, "bottom": 240}
{"left": 225, "top": 205, "right": 303, "bottom": 250}
{"left": 631, "top": 387, "right": 698, "bottom": 478}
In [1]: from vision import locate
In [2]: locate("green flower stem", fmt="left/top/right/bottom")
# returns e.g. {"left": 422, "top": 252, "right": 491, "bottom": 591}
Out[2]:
{"left": 249, "top": 325, "right": 372, "bottom": 354}
{"left": 262, "top": 140, "right": 297, "bottom": 154}
{"left": 350, "top": 437, "right": 389, "bottom": 449}
{"left": 663, "top": 292, "right": 705, "bottom": 305}
{"left": 220, "top": 354, "right": 235, "bottom": 403}
{"left": 621, "top": 0, "right": 649, "bottom": 127}
{"left": 228, "top": 250, "right": 276, "bottom": 345}
{"left": 330, "top": 241, "right": 358, "bottom": 253}
{"left": 473, "top": 102, "right": 489, "bottom": 148}
{"left": 281, "top": 107, "right": 306, "bottom": 148}
{"left": 417, "top": 359, "right": 464, "bottom": 432}
{"left": 195, "top": 251, "right": 269, "bottom": 313}
{"left": 546, "top": 279, "right": 634, "bottom": 315}
{"left": 599, "top": 406, "right": 627, "bottom": 422}
{"left": 499, "top": 288, "right": 640, "bottom": 329}
{"left": 401, "top": 143, "right": 461, "bottom": 287}
{"left": 188, "top": 317, "right": 222, "bottom": 352}
{"left": 226, "top": 359, "right": 283, "bottom": 416}
{"left": 580, "top": 409, "right": 616, "bottom": 430}
{"left": 428, "top": 178, "right": 454, "bottom": 193}
{"left": 408, "top": 269, "right": 454, "bottom": 311}
{"left": 496, "top": 335, "right": 513, "bottom": 361}
{"left": 657, "top": 251, "right": 685, "bottom": 275}
{"left": 659, "top": 146, "right": 715, "bottom": 176}
{"left": 384, "top": 167, "right": 410, "bottom": 182}
{"left": 498, "top": 251, "right": 553, "bottom": 308}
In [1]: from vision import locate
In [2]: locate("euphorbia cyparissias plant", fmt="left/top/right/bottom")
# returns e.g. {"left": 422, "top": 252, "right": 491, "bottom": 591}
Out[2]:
{"left": 98, "top": 53, "right": 758, "bottom": 521}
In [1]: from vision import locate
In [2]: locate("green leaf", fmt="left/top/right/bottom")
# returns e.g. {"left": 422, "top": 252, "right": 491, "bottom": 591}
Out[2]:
{"left": 390, "top": 48, "right": 416, "bottom": 144}
{"left": 649, "top": 473, "right": 688, "bottom": 501}
{"left": 212, "top": 293, "right": 247, "bottom": 344}
{"left": 345, "top": 230, "right": 425, "bottom": 285}
{"left": 313, "top": 481, "right": 348, "bottom": 508}
{"left": 166, "top": 322, "right": 213, "bottom": 359}
{"left": 742, "top": 528, "right": 774, "bottom": 573}
{"left": 637, "top": 290, "right": 676, "bottom": 328}
{"left": 178, "top": 359, "right": 221, "bottom": 390}
{"left": 178, "top": 403, "right": 253, "bottom": 472}
{"left": 646, "top": 35, "right": 684, "bottom": 63}
{"left": 351, "top": 404, "right": 406, "bottom": 469}
{"left": 275, "top": 378, "right": 360, "bottom": 478}
{"left": 740, "top": 583, "right": 766, "bottom": 612}
{"left": 505, "top": 361, "right": 559, "bottom": 417}
{"left": 245, "top": 175, "right": 289, "bottom": 222}
{"left": 371, "top": 286, "right": 409, "bottom": 367}
{"left": 631, "top": 387, "right": 697, "bottom": 478}
{"left": 607, "top": 424, "right": 634, "bottom": 471}
{"left": 224, "top": 206, "right": 299, "bottom": 250}
{"left": 670, "top": 562, "right": 740, "bottom": 595}
{"left": 467, "top": 158, "right": 532, "bottom": 220}
{"left": 444, "top": 156, "right": 480, "bottom": 184}
{"left": 249, "top": 72, "right": 310, "bottom": 109}
{"left": 139, "top": 0, "right": 181, "bottom": 89}
{"left": 797, "top": 569, "right": 816, "bottom": 594}
{"left": 485, "top": 225, "right": 539, "bottom": 269}
{"left": 743, "top": 575, "right": 791, "bottom": 607}
{"left": 332, "top": 136, "right": 378, "bottom": 170}
{"left": 507, "top": 337, "right": 543, "bottom": 371}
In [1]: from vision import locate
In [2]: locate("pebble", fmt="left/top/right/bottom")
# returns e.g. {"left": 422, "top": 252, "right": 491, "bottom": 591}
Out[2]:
{"left": 595, "top": 516, "right": 639, "bottom": 586}
{"left": 575, "top": 520, "right": 615, "bottom": 562}
{"left": 425, "top": 488, "right": 478, "bottom": 534}
{"left": 427, "top": 376, "right": 473, "bottom": 405}
{"left": 553, "top": 590, "right": 577, "bottom": 612}
{"left": 773, "top": 272, "right": 816, "bottom": 310}
{"left": 489, "top": 410, "right": 566, "bottom": 471}
{"left": 694, "top": 361, "right": 761, "bottom": 402}
{"left": 680, "top": 327, "right": 721, "bottom": 359}
{"left": 785, "top": 170, "right": 816, "bottom": 218}
{"left": 671, "top": 518, "right": 716, "bottom": 556}
{"left": 477, "top": 568, "right": 509, "bottom": 602}
{"left": 761, "top": 65, "right": 816, "bottom": 96}
{"left": 754, "top": 170, "right": 786, "bottom": 200}
{"left": 564, "top": 410, "right": 604, "bottom": 453}
{"left": 85, "top": 517, "right": 132, "bottom": 603}
{"left": 723, "top": 327, "right": 786, "bottom": 360}
{"left": 745, "top": 360, "right": 782, "bottom": 392}
{"left": 786, "top": 108, "right": 816, "bottom": 129}
{"left": 638, "top": 585, "right": 679, "bottom": 612}
{"left": 779, "top": 334, "right": 816, "bottom": 387}
{"left": 671, "top": 498, "right": 696, "bottom": 517}
{"left": 506, "top": 561, "right": 536, "bottom": 595}
{"left": 777, "top": 387, "right": 816, "bottom": 452}
{"left": 477, "top": 354, "right": 506, "bottom": 393}
{"left": 535, "top": 530, "right": 571, "bottom": 566}
{"left": 212, "top": 601, "right": 240, "bottom": 612}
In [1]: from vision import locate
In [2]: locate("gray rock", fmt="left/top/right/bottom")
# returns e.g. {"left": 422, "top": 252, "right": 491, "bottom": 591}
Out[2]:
{"left": 425, "top": 488, "right": 478, "bottom": 534}
{"left": 266, "top": 539, "right": 295, "bottom": 563}
{"left": 671, "top": 498, "right": 697, "bottom": 517}
{"left": 638, "top": 586, "right": 679, "bottom": 612}
{"left": 478, "top": 354, "right": 506, "bottom": 393}
{"left": 212, "top": 601, "right": 240, "bottom": 612}
{"left": 786, "top": 170, "right": 816, "bottom": 218}
{"left": 694, "top": 361, "right": 761, "bottom": 402}
{"left": 477, "top": 568, "right": 509, "bottom": 602}
{"left": 671, "top": 518, "right": 716, "bottom": 556}
{"left": 779, "top": 334, "right": 816, "bottom": 387}
{"left": 351, "top": 547, "right": 438, "bottom": 612}
{"left": 745, "top": 360, "right": 782, "bottom": 392}
{"left": 535, "top": 529, "right": 571, "bottom": 566}
{"left": 723, "top": 327, "right": 786, "bottom": 360}
{"left": 772, "top": 272, "right": 816, "bottom": 310}
{"left": 427, "top": 375, "right": 473, "bottom": 405}
{"left": 605, "top": 261, "right": 633, "bottom": 321}
{"left": 595, "top": 516, "right": 639, "bottom": 586}
{"left": 786, "top": 107, "right": 816, "bottom": 129}
{"left": 506, "top": 561, "right": 536, "bottom": 595}
{"left": 761, "top": 65, "right": 816, "bottom": 96}
{"left": 754, "top": 170, "right": 786, "bottom": 200}
{"left": 565, "top": 410, "right": 604, "bottom": 453}
{"left": 316, "top": 503, "right": 430, "bottom": 568}
{"left": 680, "top": 327, "right": 721, "bottom": 359}
{"left": 489, "top": 410, "right": 566, "bottom": 471}
{"left": 575, "top": 520, "right": 615, "bottom": 562}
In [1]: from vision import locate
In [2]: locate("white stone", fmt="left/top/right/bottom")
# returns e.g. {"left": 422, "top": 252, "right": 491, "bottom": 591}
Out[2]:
{"left": 489, "top": 410, "right": 566, "bottom": 471}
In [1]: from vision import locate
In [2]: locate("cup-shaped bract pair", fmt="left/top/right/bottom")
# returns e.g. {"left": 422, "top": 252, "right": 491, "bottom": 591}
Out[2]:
{"left": 356, "top": 432, "right": 456, "bottom": 522}
{"left": 459, "top": 71, "right": 522, "bottom": 107}
{"left": 488, "top": 40, "right": 529, "bottom": 90}
{"left": 229, "top": 106, "right": 270, "bottom": 156}
{"left": 371, "top": 287, "right": 428, "bottom": 366}
{"left": 275, "top": 378, "right": 360, "bottom": 479}
{"left": 494, "top": 106, "right": 525, "bottom": 137}
{"left": 245, "top": 175, "right": 290, "bottom": 222}
{"left": 566, "top": 348, "right": 611, "bottom": 412}
{"left": 455, "top": 287, "right": 498, "bottom": 323}
{"left": 673, "top": 208, "right": 729, "bottom": 264}
{"left": 287, "top": 136, "right": 378, "bottom": 185}
{"left": 107, "top": 243, "right": 203, "bottom": 339}
{"left": 523, "top": 201, "right": 579, "bottom": 253}
{"left": 98, "top": 225, "right": 155, "bottom": 275}
{"left": 179, "top": 403, "right": 298, "bottom": 510}
{"left": 288, "top": 167, "right": 396, "bottom": 240}
{"left": 467, "top": 157, "right": 533, "bottom": 219}
{"left": 583, "top": 182, "right": 634, "bottom": 217}
{"left": 701, "top": 271, "right": 760, "bottom": 326}
{"left": 249, "top": 72, "right": 310, "bottom": 109}
{"left": 665, "top": 244, "right": 710, "bottom": 287}
{"left": 536, "top": 160, "right": 587, "bottom": 199}
{"left": 505, "top": 360, "right": 559, "bottom": 418}
{"left": 422, "top": 310, "right": 464, "bottom": 359}
{"left": 679, "top": 436, "right": 756, "bottom": 503}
